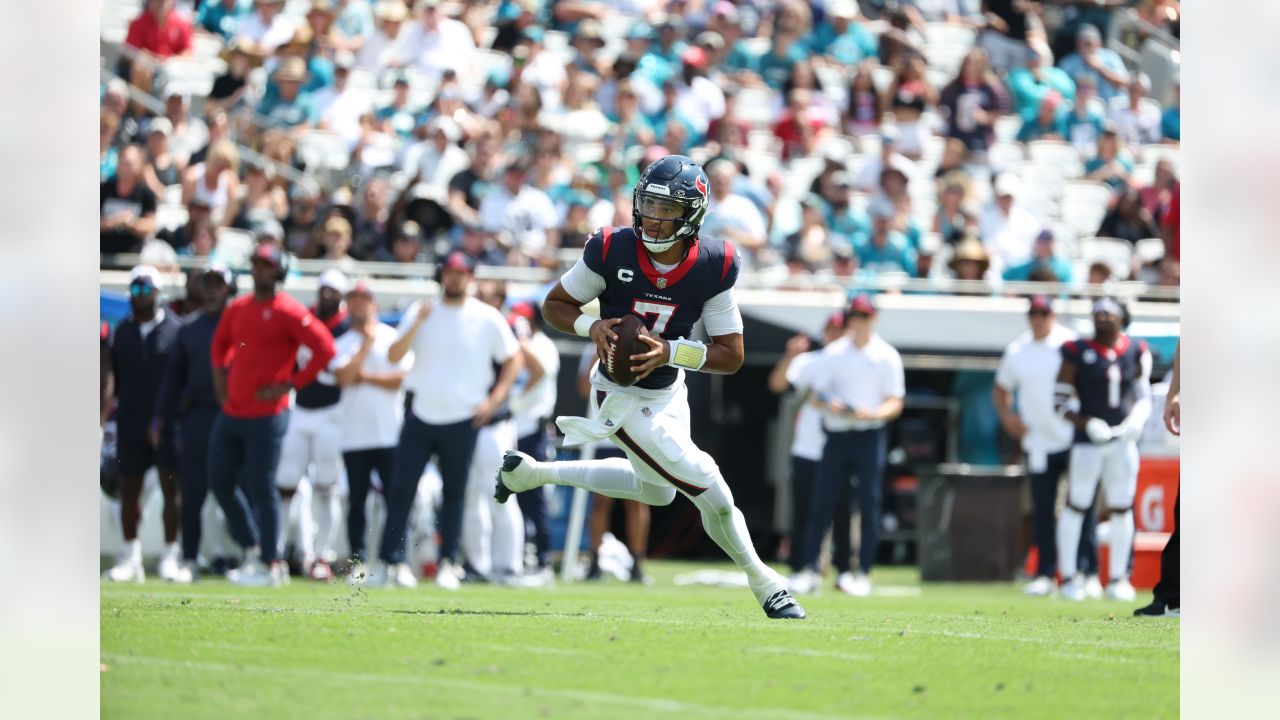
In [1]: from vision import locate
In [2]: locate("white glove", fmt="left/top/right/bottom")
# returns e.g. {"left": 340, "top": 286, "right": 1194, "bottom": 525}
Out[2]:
{"left": 1115, "top": 417, "right": 1143, "bottom": 443}
{"left": 1085, "top": 417, "right": 1115, "bottom": 444}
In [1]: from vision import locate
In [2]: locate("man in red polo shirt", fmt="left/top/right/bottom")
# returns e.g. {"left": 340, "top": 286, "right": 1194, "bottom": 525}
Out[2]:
{"left": 123, "top": 0, "right": 193, "bottom": 97}
{"left": 207, "top": 245, "right": 336, "bottom": 586}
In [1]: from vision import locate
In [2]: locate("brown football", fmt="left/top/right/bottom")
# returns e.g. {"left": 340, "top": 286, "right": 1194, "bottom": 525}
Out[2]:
{"left": 603, "top": 314, "right": 650, "bottom": 387}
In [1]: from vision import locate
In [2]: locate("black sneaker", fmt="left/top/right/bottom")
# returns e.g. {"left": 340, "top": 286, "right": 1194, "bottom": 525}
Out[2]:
{"left": 762, "top": 588, "right": 807, "bottom": 619}
{"left": 493, "top": 453, "right": 523, "bottom": 504}
{"left": 1133, "top": 600, "right": 1180, "bottom": 617}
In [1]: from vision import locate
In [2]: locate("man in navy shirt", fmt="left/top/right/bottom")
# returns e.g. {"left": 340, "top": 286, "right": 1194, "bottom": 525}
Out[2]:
{"left": 153, "top": 262, "right": 236, "bottom": 583}
{"left": 496, "top": 155, "right": 805, "bottom": 619}
{"left": 104, "top": 266, "right": 184, "bottom": 583}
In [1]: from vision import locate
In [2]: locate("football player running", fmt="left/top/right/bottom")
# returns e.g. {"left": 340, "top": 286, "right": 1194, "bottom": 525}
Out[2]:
{"left": 495, "top": 155, "right": 805, "bottom": 619}
{"left": 1053, "top": 297, "right": 1153, "bottom": 601}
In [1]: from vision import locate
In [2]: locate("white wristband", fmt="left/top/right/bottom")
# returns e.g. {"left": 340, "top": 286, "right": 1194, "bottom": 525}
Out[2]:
{"left": 667, "top": 337, "right": 708, "bottom": 371}
{"left": 573, "top": 314, "right": 596, "bottom": 338}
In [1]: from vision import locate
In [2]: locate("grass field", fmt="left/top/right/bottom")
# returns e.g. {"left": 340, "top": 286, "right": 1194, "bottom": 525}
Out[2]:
{"left": 101, "top": 562, "right": 1178, "bottom": 719}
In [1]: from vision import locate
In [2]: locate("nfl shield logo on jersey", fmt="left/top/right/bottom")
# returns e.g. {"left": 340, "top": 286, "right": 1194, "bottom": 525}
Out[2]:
{"left": 1083, "top": 348, "right": 1097, "bottom": 364}
{"left": 641, "top": 407, "right": 653, "bottom": 417}
{"left": 656, "top": 277, "right": 668, "bottom": 289}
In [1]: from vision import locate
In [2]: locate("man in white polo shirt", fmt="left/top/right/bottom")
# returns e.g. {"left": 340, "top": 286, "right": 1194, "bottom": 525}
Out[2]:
{"left": 995, "top": 295, "right": 1100, "bottom": 597}
{"left": 375, "top": 252, "right": 522, "bottom": 590}
{"left": 790, "top": 294, "right": 905, "bottom": 597}
{"left": 331, "top": 281, "right": 410, "bottom": 584}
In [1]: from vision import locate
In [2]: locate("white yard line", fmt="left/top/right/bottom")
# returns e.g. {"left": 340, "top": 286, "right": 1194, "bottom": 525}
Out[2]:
{"left": 100, "top": 653, "right": 882, "bottom": 720}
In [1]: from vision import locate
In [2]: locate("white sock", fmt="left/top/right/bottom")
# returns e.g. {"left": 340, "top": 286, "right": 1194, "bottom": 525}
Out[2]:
{"left": 1057, "top": 506, "right": 1085, "bottom": 579}
{"left": 536, "top": 458, "right": 677, "bottom": 506}
{"left": 163, "top": 542, "right": 179, "bottom": 561}
{"left": 690, "top": 480, "right": 775, "bottom": 593}
{"left": 293, "top": 481, "right": 315, "bottom": 565}
{"left": 312, "top": 485, "right": 340, "bottom": 563}
{"left": 490, "top": 494, "right": 524, "bottom": 574}
{"left": 463, "top": 472, "right": 494, "bottom": 577}
{"left": 124, "top": 539, "right": 141, "bottom": 562}
{"left": 1108, "top": 509, "right": 1134, "bottom": 582}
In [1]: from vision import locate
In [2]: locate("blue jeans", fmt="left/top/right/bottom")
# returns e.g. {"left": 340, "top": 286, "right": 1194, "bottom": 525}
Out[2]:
{"left": 378, "top": 413, "right": 478, "bottom": 564}
{"left": 1030, "top": 449, "right": 1099, "bottom": 578}
{"left": 803, "top": 427, "right": 887, "bottom": 574}
{"left": 177, "top": 406, "right": 219, "bottom": 562}
{"left": 207, "top": 410, "right": 289, "bottom": 563}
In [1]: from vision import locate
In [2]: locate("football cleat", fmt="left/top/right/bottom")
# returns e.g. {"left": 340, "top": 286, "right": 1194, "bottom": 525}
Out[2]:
{"left": 363, "top": 562, "right": 388, "bottom": 587}
{"left": 347, "top": 561, "right": 369, "bottom": 586}
{"left": 228, "top": 558, "right": 288, "bottom": 587}
{"left": 1023, "top": 576, "right": 1055, "bottom": 597}
{"left": 1133, "top": 600, "right": 1180, "bottom": 618}
{"left": 494, "top": 451, "right": 540, "bottom": 504}
{"left": 761, "top": 589, "right": 807, "bottom": 619}
{"left": 169, "top": 561, "right": 197, "bottom": 585}
{"left": 1106, "top": 577, "right": 1137, "bottom": 602}
{"left": 1059, "top": 575, "right": 1087, "bottom": 601}
{"left": 157, "top": 550, "right": 182, "bottom": 582}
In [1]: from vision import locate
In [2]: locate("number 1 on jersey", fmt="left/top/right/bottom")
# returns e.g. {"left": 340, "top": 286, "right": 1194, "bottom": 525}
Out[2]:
{"left": 632, "top": 300, "right": 678, "bottom": 335}
{"left": 1106, "top": 363, "right": 1121, "bottom": 408}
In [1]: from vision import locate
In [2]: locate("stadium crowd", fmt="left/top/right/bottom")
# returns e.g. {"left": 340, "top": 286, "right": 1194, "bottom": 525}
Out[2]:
{"left": 102, "top": 0, "right": 1180, "bottom": 290}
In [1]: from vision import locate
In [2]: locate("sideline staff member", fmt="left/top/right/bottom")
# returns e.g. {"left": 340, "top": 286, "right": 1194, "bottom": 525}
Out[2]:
{"left": 208, "top": 245, "right": 336, "bottom": 587}
{"left": 793, "top": 294, "right": 905, "bottom": 598}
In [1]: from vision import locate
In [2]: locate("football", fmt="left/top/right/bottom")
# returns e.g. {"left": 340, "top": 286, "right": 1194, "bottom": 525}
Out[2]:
{"left": 603, "top": 314, "right": 650, "bottom": 387}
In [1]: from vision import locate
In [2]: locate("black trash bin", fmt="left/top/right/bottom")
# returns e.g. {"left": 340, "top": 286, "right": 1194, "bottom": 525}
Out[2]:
{"left": 918, "top": 464, "right": 1025, "bottom": 582}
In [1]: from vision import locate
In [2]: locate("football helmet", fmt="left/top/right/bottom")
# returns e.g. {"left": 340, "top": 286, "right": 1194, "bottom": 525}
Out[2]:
{"left": 632, "top": 154, "right": 710, "bottom": 253}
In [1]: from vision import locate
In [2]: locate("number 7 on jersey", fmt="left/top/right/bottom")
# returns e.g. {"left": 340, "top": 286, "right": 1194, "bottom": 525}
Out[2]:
{"left": 632, "top": 300, "right": 678, "bottom": 335}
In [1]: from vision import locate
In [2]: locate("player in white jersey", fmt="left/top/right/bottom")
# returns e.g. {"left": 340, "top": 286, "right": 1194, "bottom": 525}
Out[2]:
{"left": 494, "top": 155, "right": 805, "bottom": 619}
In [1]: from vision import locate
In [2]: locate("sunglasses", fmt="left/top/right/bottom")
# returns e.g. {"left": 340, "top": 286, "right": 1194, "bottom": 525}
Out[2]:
{"left": 848, "top": 311, "right": 873, "bottom": 319}
{"left": 129, "top": 283, "right": 156, "bottom": 297}
{"left": 1028, "top": 309, "right": 1050, "bottom": 317}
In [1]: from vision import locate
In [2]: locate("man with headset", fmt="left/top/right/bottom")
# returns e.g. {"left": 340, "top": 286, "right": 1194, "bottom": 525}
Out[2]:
{"left": 207, "top": 245, "right": 336, "bottom": 587}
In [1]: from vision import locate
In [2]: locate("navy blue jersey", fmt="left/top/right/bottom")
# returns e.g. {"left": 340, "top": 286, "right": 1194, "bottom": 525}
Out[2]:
{"left": 582, "top": 226, "right": 740, "bottom": 390}
{"left": 296, "top": 309, "right": 350, "bottom": 409}
{"left": 1062, "top": 335, "right": 1150, "bottom": 443}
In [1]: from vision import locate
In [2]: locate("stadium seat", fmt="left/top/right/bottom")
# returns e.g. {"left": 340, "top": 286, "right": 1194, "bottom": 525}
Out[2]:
{"left": 1140, "top": 143, "right": 1180, "bottom": 168}
{"left": 1026, "top": 140, "right": 1083, "bottom": 178}
{"left": 1134, "top": 237, "right": 1166, "bottom": 265}
{"left": 1061, "top": 180, "right": 1113, "bottom": 212}
{"left": 986, "top": 142, "right": 1024, "bottom": 173}
{"left": 732, "top": 87, "right": 775, "bottom": 127}
{"left": 215, "top": 227, "right": 255, "bottom": 265}
{"left": 924, "top": 23, "right": 977, "bottom": 50}
{"left": 155, "top": 203, "right": 188, "bottom": 232}
{"left": 870, "top": 65, "right": 895, "bottom": 93}
{"left": 993, "top": 114, "right": 1021, "bottom": 144}
{"left": 923, "top": 44, "right": 968, "bottom": 77}
{"left": 1079, "top": 236, "right": 1134, "bottom": 279}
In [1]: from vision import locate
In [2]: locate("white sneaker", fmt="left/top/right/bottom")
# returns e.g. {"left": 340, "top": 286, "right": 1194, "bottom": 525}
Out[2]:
{"left": 1023, "top": 576, "right": 1055, "bottom": 597}
{"left": 104, "top": 555, "right": 145, "bottom": 583}
{"left": 1059, "top": 575, "right": 1086, "bottom": 601}
{"left": 840, "top": 572, "right": 872, "bottom": 597}
{"left": 1085, "top": 574, "right": 1104, "bottom": 599}
{"left": 347, "top": 561, "right": 369, "bottom": 586}
{"left": 158, "top": 552, "right": 182, "bottom": 582}
{"left": 169, "top": 561, "right": 197, "bottom": 585}
{"left": 1106, "top": 577, "right": 1137, "bottom": 602}
{"left": 364, "top": 562, "right": 389, "bottom": 588}
{"left": 787, "top": 568, "right": 820, "bottom": 595}
{"left": 228, "top": 558, "right": 288, "bottom": 587}
{"left": 434, "top": 560, "right": 459, "bottom": 591}
{"left": 392, "top": 562, "right": 420, "bottom": 589}
{"left": 499, "top": 566, "right": 555, "bottom": 588}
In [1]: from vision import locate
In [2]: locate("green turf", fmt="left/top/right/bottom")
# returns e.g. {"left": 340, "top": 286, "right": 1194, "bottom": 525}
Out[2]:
{"left": 101, "top": 562, "right": 1178, "bottom": 719}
